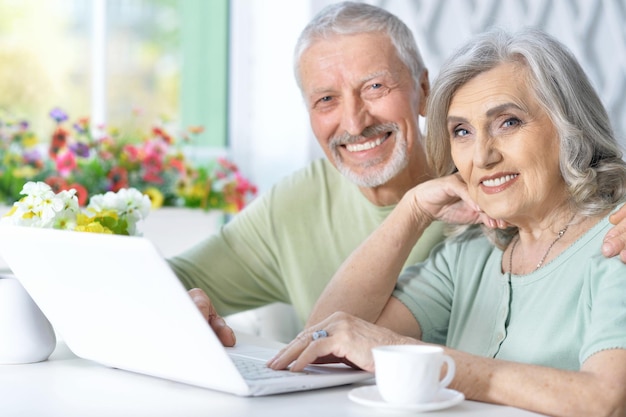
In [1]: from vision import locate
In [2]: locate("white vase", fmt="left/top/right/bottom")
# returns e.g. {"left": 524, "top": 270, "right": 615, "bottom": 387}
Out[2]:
{"left": 0, "top": 274, "right": 56, "bottom": 364}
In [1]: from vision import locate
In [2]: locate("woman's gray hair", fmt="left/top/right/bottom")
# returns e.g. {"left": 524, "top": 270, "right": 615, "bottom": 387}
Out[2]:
{"left": 425, "top": 27, "right": 626, "bottom": 248}
{"left": 293, "top": 1, "right": 426, "bottom": 92}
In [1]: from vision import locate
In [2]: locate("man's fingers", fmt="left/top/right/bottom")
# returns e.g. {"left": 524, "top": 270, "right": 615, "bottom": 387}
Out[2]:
{"left": 609, "top": 203, "right": 626, "bottom": 226}
{"left": 209, "top": 315, "right": 237, "bottom": 347}
{"left": 188, "top": 288, "right": 236, "bottom": 346}
{"left": 188, "top": 288, "right": 215, "bottom": 321}
{"left": 603, "top": 206, "right": 626, "bottom": 258}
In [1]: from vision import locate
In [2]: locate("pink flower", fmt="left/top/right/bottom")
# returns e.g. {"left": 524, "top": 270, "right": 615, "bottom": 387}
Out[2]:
{"left": 123, "top": 144, "right": 140, "bottom": 162}
{"left": 55, "top": 150, "right": 77, "bottom": 177}
{"left": 141, "top": 152, "right": 164, "bottom": 174}
{"left": 142, "top": 169, "right": 164, "bottom": 184}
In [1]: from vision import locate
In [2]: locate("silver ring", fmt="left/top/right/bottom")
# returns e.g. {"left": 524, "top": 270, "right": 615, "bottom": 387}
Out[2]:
{"left": 312, "top": 329, "right": 328, "bottom": 340}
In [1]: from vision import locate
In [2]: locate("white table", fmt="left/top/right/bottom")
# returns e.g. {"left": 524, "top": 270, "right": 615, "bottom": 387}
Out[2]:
{"left": 0, "top": 333, "right": 547, "bottom": 417}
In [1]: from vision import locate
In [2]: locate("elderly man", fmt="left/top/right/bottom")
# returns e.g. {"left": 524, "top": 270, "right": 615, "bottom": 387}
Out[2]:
{"left": 168, "top": 2, "right": 626, "bottom": 346}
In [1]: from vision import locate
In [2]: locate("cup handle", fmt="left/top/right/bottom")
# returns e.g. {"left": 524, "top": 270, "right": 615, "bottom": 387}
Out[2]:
{"left": 439, "top": 354, "right": 456, "bottom": 389}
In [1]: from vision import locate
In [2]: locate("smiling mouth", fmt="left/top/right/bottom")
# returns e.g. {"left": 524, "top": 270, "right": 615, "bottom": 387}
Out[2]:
{"left": 482, "top": 174, "right": 518, "bottom": 187}
{"left": 345, "top": 133, "right": 391, "bottom": 153}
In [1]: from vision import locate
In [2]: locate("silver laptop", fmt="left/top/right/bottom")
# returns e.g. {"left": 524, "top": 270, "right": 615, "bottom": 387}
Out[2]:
{"left": 0, "top": 224, "right": 370, "bottom": 396}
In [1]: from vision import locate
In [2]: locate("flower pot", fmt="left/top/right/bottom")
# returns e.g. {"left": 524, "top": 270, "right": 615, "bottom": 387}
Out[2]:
{"left": 0, "top": 274, "right": 56, "bottom": 364}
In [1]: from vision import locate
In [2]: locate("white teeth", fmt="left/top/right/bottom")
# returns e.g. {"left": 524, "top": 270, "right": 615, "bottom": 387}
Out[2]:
{"left": 346, "top": 138, "right": 383, "bottom": 152}
{"left": 482, "top": 174, "right": 518, "bottom": 187}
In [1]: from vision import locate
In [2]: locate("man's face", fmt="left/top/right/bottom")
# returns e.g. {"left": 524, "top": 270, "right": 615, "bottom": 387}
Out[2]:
{"left": 299, "top": 32, "right": 426, "bottom": 188}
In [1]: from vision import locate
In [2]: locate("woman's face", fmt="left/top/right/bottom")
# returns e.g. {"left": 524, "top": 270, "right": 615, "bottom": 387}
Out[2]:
{"left": 447, "top": 62, "right": 568, "bottom": 224}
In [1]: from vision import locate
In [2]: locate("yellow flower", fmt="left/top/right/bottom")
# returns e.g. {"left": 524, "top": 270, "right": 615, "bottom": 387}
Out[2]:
{"left": 223, "top": 203, "right": 238, "bottom": 214}
{"left": 22, "top": 132, "right": 39, "bottom": 148}
{"left": 76, "top": 212, "right": 94, "bottom": 226}
{"left": 3, "top": 206, "right": 17, "bottom": 217}
{"left": 76, "top": 213, "right": 114, "bottom": 234}
{"left": 75, "top": 222, "right": 113, "bottom": 234}
{"left": 143, "top": 187, "right": 164, "bottom": 209}
{"left": 12, "top": 165, "right": 39, "bottom": 179}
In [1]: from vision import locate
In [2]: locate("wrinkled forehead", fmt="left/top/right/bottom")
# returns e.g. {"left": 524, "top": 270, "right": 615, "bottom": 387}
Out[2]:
{"left": 298, "top": 32, "right": 404, "bottom": 77}
{"left": 446, "top": 61, "right": 559, "bottom": 149}
{"left": 449, "top": 60, "right": 534, "bottom": 111}
{"left": 299, "top": 32, "right": 409, "bottom": 84}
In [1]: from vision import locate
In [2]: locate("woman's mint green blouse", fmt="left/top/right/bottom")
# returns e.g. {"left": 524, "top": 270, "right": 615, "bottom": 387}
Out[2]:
{"left": 394, "top": 216, "right": 626, "bottom": 370}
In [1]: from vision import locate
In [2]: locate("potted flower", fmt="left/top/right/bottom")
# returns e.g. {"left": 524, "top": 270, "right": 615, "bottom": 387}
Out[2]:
{"left": 0, "top": 181, "right": 152, "bottom": 364}
{"left": 1, "top": 181, "right": 151, "bottom": 236}
{"left": 0, "top": 108, "right": 258, "bottom": 260}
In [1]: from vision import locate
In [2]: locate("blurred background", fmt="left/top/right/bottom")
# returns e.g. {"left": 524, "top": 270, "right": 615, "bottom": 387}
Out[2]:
{"left": 1, "top": 0, "right": 625, "bottom": 194}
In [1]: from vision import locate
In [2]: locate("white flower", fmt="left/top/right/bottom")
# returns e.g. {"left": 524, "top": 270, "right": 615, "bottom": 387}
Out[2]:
{"left": 87, "top": 187, "right": 151, "bottom": 235}
{"left": 1, "top": 182, "right": 75, "bottom": 228}
{"left": 2, "top": 181, "right": 150, "bottom": 236}
{"left": 21, "top": 181, "right": 53, "bottom": 198}
{"left": 37, "top": 191, "right": 66, "bottom": 223}
{"left": 116, "top": 188, "right": 151, "bottom": 220}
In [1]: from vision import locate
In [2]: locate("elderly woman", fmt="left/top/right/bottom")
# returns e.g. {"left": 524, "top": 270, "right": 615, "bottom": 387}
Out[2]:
{"left": 268, "top": 28, "right": 626, "bottom": 417}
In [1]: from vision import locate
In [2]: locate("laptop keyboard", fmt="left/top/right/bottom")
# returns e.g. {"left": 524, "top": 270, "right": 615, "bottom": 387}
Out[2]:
{"left": 231, "top": 356, "right": 301, "bottom": 380}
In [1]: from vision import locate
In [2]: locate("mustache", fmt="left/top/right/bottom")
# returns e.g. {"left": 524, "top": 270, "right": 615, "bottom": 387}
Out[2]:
{"left": 329, "top": 123, "right": 399, "bottom": 147}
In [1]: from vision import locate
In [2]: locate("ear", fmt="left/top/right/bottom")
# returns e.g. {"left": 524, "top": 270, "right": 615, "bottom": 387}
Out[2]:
{"left": 418, "top": 70, "right": 430, "bottom": 117}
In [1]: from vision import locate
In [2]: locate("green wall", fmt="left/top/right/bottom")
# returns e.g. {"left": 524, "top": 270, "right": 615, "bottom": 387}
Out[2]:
{"left": 180, "top": 0, "right": 229, "bottom": 149}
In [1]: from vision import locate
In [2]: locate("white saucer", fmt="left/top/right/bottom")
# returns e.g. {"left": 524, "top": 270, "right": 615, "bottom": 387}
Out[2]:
{"left": 348, "top": 385, "right": 464, "bottom": 412}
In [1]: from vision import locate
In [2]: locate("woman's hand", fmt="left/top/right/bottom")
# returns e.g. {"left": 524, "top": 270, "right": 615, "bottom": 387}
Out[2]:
{"left": 409, "top": 173, "right": 509, "bottom": 228}
{"left": 267, "top": 312, "right": 415, "bottom": 373}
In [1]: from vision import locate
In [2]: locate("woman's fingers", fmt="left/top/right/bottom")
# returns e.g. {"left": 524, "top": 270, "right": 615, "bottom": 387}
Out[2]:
{"left": 268, "top": 313, "right": 406, "bottom": 373}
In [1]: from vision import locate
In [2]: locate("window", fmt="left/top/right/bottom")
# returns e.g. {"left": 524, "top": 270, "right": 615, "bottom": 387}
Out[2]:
{"left": 0, "top": 0, "right": 227, "bottom": 149}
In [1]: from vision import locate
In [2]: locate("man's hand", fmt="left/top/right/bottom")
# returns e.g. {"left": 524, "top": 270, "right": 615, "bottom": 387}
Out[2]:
{"left": 188, "top": 288, "right": 236, "bottom": 347}
{"left": 603, "top": 204, "right": 626, "bottom": 262}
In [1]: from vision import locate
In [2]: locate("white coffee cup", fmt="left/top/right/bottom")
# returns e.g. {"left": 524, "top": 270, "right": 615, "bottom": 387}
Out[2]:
{"left": 372, "top": 345, "right": 455, "bottom": 405}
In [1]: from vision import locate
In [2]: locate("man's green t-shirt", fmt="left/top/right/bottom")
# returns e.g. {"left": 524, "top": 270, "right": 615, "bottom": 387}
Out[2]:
{"left": 169, "top": 158, "right": 444, "bottom": 325}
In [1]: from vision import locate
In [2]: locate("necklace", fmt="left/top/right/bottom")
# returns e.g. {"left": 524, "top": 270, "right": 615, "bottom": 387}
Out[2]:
{"left": 508, "top": 217, "right": 574, "bottom": 274}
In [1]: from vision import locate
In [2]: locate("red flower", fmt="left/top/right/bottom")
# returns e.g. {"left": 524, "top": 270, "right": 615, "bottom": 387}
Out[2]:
{"left": 107, "top": 166, "right": 129, "bottom": 192}
{"left": 218, "top": 156, "right": 238, "bottom": 172}
{"left": 122, "top": 144, "right": 140, "bottom": 163}
{"left": 49, "top": 126, "right": 69, "bottom": 158}
{"left": 45, "top": 176, "right": 69, "bottom": 194}
{"left": 142, "top": 169, "right": 164, "bottom": 184}
{"left": 44, "top": 178, "right": 89, "bottom": 206}
{"left": 188, "top": 125, "right": 204, "bottom": 135}
{"left": 168, "top": 157, "right": 186, "bottom": 175}
{"left": 152, "top": 126, "right": 173, "bottom": 144}
{"left": 67, "top": 182, "right": 89, "bottom": 206}
{"left": 142, "top": 152, "right": 164, "bottom": 173}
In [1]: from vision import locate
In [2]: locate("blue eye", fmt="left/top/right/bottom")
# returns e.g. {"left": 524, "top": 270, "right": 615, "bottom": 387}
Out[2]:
{"left": 454, "top": 128, "right": 469, "bottom": 137}
{"left": 503, "top": 117, "right": 521, "bottom": 128}
{"left": 371, "top": 83, "right": 382, "bottom": 89}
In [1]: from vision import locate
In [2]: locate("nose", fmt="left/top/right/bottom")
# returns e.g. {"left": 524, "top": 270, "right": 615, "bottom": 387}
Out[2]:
{"left": 473, "top": 132, "right": 501, "bottom": 168}
{"left": 340, "top": 93, "right": 370, "bottom": 136}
